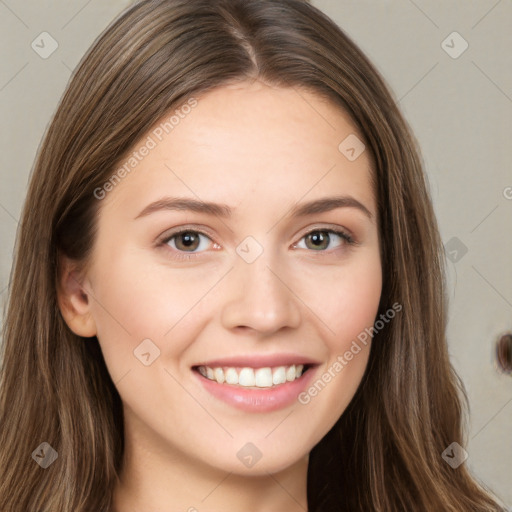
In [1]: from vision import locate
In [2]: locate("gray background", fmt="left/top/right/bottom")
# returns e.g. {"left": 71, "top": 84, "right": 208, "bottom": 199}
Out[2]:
{"left": 0, "top": 0, "right": 510, "bottom": 506}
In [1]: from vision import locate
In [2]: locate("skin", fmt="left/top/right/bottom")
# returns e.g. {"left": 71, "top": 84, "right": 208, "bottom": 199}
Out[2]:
{"left": 58, "top": 79, "right": 382, "bottom": 512}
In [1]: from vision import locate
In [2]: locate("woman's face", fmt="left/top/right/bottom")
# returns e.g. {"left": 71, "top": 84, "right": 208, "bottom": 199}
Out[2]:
{"left": 70, "top": 80, "right": 382, "bottom": 475}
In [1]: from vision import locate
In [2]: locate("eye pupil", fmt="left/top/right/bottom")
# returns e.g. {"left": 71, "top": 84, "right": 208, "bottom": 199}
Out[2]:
{"left": 307, "top": 231, "right": 328, "bottom": 250}
{"left": 176, "top": 232, "right": 200, "bottom": 250}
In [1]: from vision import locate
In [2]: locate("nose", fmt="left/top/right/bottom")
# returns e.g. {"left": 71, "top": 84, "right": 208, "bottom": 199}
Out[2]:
{"left": 220, "top": 247, "right": 302, "bottom": 335}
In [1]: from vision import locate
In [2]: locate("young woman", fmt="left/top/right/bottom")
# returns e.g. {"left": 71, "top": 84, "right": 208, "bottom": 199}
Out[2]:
{"left": 0, "top": 0, "right": 506, "bottom": 510}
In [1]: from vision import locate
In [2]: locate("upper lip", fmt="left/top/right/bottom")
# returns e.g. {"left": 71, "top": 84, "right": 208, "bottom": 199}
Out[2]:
{"left": 193, "top": 353, "right": 321, "bottom": 368}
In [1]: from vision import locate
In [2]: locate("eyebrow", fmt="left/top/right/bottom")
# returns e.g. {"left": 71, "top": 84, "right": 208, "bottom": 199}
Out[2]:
{"left": 134, "top": 195, "right": 373, "bottom": 221}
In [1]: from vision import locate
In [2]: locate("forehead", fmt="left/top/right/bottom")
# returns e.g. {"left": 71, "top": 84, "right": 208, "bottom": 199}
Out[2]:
{"left": 100, "top": 81, "right": 375, "bottom": 221}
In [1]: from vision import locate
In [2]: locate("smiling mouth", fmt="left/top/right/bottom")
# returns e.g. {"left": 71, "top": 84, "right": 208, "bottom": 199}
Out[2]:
{"left": 193, "top": 364, "right": 313, "bottom": 389}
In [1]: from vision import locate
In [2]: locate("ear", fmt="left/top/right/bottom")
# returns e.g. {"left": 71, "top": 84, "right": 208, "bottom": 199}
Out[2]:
{"left": 57, "top": 253, "right": 97, "bottom": 338}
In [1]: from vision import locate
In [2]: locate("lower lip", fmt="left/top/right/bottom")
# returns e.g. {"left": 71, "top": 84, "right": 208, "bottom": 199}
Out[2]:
{"left": 193, "top": 367, "right": 317, "bottom": 412}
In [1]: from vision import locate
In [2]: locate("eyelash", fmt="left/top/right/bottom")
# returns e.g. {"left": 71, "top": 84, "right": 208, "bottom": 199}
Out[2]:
{"left": 158, "top": 227, "right": 356, "bottom": 262}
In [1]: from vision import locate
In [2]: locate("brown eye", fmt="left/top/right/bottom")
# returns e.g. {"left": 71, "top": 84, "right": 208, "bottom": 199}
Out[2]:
{"left": 305, "top": 231, "right": 330, "bottom": 250}
{"left": 297, "top": 229, "right": 354, "bottom": 251}
{"left": 174, "top": 232, "right": 201, "bottom": 251}
{"left": 163, "top": 230, "right": 212, "bottom": 253}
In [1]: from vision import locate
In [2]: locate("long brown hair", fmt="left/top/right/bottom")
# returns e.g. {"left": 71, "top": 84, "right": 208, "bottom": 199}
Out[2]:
{"left": 0, "top": 0, "right": 505, "bottom": 510}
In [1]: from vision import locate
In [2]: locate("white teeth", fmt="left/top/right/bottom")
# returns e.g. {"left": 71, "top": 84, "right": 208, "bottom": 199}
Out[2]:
{"left": 254, "top": 367, "right": 272, "bottom": 387}
{"left": 238, "top": 368, "right": 255, "bottom": 386}
{"left": 197, "top": 364, "right": 306, "bottom": 387}
{"left": 225, "top": 367, "right": 238, "bottom": 385}
{"left": 272, "top": 366, "right": 287, "bottom": 385}
{"left": 286, "top": 365, "right": 296, "bottom": 381}
{"left": 214, "top": 367, "right": 225, "bottom": 384}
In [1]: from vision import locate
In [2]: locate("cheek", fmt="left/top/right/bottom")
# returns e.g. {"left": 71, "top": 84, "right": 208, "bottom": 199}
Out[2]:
{"left": 292, "top": 251, "right": 381, "bottom": 427}
{"left": 86, "top": 247, "right": 215, "bottom": 375}
{"left": 297, "top": 249, "right": 382, "bottom": 347}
